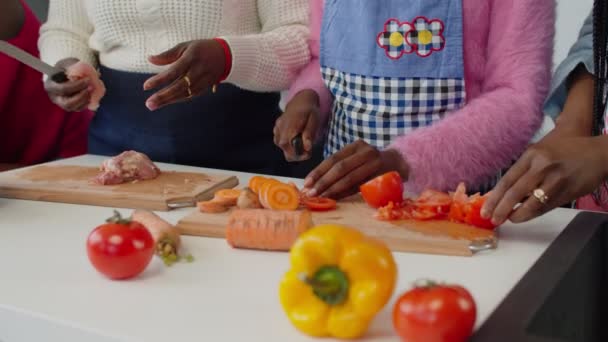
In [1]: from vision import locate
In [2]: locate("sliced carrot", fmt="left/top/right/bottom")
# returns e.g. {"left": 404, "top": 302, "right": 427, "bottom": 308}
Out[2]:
{"left": 212, "top": 188, "right": 242, "bottom": 207}
{"left": 197, "top": 200, "right": 229, "bottom": 214}
{"left": 226, "top": 209, "right": 313, "bottom": 251}
{"left": 262, "top": 182, "right": 300, "bottom": 211}
{"left": 258, "top": 179, "right": 281, "bottom": 209}
{"left": 249, "top": 176, "right": 269, "bottom": 194}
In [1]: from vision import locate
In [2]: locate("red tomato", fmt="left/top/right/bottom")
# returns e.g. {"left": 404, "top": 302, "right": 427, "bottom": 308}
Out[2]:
{"left": 447, "top": 183, "right": 497, "bottom": 230}
{"left": 415, "top": 190, "right": 452, "bottom": 217}
{"left": 411, "top": 208, "right": 440, "bottom": 220}
{"left": 302, "top": 197, "right": 337, "bottom": 211}
{"left": 86, "top": 211, "right": 155, "bottom": 280}
{"left": 393, "top": 282, "right": 477, "bottom": 342}
{"left": 360, "top": 171, "right": 404, "bottom": 208}
{"left": 464, "top": 196, "right": 496, "bottom": 230}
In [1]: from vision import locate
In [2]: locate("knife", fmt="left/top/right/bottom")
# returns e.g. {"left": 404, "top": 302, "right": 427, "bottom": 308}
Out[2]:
{"left": 291, "top": 134, "right": 305, "bottom": 157}
{"left": 0, "top": 40, "right": 68, "bottom": 83}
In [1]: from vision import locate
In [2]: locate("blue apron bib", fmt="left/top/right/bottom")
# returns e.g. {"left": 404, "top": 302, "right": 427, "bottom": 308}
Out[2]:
{"left": 320, "top": 0, "right": 466, "bottom": 156}
{"left": 90, "top": 66, "right": 289, "bottom": 176}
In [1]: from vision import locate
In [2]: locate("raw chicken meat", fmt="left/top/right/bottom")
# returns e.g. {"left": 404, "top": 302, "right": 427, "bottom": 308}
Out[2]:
{"left": 65, "top": 62, "right": 106, "bottom": 111}
{"left": 94, "top": 151, "right": 161, "bottom": 185}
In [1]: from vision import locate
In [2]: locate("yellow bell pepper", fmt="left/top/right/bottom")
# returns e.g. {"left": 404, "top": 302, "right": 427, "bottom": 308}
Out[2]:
{"left": 279, "top": 224, "right": 397, "bottom": 339}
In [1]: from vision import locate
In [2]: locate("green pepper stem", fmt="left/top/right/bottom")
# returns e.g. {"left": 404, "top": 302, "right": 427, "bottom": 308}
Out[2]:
{"left": 298, "top": 266, "right": 349, "bottom": 306}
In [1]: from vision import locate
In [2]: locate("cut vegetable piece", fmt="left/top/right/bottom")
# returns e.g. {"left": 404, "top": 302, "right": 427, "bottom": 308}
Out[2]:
{"left": 258, "top": 179, "right": 282, "bottom": 209}
{"left": 249, "top": 176, "right": 269, "bottom": 194}
{"left": 226, "top": 209, "right": 313, "bottom": 251}
{"left": 132, "top": 210, "right": 182, "bottom": 258}
{"left": 302, "top": 197, "right": 337, "bottom": 211}
{"left": 213, "top": 188, "right": 241, "bottom": 207}
{"left": 264, "top": 182, "right": 300, "bottom": 211}
{"left": 237, "top": 187, "right": 263, "bottom": 209}
{"left": 360, "top": 171, "right": 404, "bottom": 208}
{"left": 197, "top": 200, "right": 229, "bottom": 213}
{"left": 463, "top": 195, "right": 497, "bottom": 230}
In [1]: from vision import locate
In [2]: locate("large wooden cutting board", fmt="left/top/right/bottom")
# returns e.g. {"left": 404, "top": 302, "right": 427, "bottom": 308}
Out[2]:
{"left": 177, "top": 195, "right": 498, "bottom": 256}
{"left": 0, "top": 164, "right": 238, "bottom": 211}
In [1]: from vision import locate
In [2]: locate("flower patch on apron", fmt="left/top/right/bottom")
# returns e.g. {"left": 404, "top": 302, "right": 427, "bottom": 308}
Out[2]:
{"left": 377, "top": 17, "right": 446, "bottom": 59}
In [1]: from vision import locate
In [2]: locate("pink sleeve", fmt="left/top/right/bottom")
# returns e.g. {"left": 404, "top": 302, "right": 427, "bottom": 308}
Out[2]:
{"left": 388, "top": 0, "right": 555, "bottom": 193}
{"left": 286, "top": 0, "right": 333, "bottom": 126}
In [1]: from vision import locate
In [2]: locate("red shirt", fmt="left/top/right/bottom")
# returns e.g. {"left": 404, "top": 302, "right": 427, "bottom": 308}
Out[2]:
{"left": 0, "top": 1, "right": 91, "bottom": 165}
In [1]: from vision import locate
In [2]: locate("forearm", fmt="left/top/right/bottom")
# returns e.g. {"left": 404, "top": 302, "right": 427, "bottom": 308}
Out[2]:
{"left": 554, "top": 65, "right": 594, "bottom": 136}
{"left": 0, "top": 0, "right": 24, "bottom": 40}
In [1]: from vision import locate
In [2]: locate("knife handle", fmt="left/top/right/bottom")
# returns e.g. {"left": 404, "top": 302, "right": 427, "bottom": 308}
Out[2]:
{"left": 291, "top": 134, "right": 304, "bottom": 157}
{"left": 51, "top": 72, "right": 69, "bottom": 84}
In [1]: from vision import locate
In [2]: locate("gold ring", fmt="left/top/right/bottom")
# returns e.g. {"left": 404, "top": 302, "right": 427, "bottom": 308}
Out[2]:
{"left": 183, "top": 75, "right": 193, "bottom": 98}
{"left": 532, "top": 188, "right": 549, "bottom": 204}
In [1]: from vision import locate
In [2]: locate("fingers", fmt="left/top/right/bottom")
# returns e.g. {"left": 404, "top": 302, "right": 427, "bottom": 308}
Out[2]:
{"left": 145, "top": 78, "right": 189, "bottom": 111}
{"left": 45, "top": 78, "right": 89, "bottom": 96}
{"left": 143, "top": 56, "right": 190, "bottom": 91}
{"left": 509, "top": 173, "right": 563, "bottom": 223}
{"left": 148, "top": 42, "right": 188, "bottom": 66}
{"left": 320, "top": 156, "right": 382, "bottom": 199}
{"left": 302, "top": 111, "right": 318, "bottom": 152}
{"left": 304, "top": 141, "right": 378, "bottom": 198}
{"left": 54, "top": 89, "right": 92, "bottom": 112}
{"left": 481, "top": 155, "right": 531, "bottom": 220}
{"left": 146, "top": 71, "right": 215, "bottom": 110}
{"left": 303, "top": 143, "right": 359, "bottom": 193}
{"left": 489, "top": 167, "right": 544, "bottom": 226}
{"left": 274, "top": 112, "right": 309, "bottom": 161}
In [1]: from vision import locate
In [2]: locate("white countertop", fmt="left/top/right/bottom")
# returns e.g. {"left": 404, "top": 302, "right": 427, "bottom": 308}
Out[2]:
{"left": 0, "top": 155, "right": 579, "bottom": 342}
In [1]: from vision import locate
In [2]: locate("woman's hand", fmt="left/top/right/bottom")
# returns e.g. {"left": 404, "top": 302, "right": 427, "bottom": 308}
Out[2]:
{"left": 143, "top": 39, "right": 226, "bottom": 111}
{"left": 274, "top": 90, "right": 320, "bottom": 161}
{"left": 44, "top": 58, "right": 92, "bottom": 112}
{"left": 302, "top": 140, "right": 409, "bottom": 199}
{"left": 481, "top": 133, "right": 608, "bottom": 224}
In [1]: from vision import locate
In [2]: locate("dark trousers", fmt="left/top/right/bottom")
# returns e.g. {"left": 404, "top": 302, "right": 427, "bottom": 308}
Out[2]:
{"left": 89, "top": 66, "right": 290, "bottom": 176}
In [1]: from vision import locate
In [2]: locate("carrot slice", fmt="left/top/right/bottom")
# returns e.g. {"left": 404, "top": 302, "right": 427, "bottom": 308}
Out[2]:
{"left": 226, "top": 209, "right": 313, "bottom": 251}
{"left": 212, "top": 189, "right": 241, "bottom": 207}
{"left": 249, "top": 176, "right": 269, "bottom": 194}
{"left": 258, "top": 179, "right": 281, "bottom": 209}
{"left": 263, "top": 182, "right": 300, "bottom": 211}
{"left": 197, "top": 200, "right": 229, "bottom": 213}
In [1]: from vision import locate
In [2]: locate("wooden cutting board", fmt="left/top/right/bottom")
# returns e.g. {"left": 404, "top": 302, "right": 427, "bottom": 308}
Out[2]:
{"left": 0, "top": 164, "right": 238, "bottom": 211}
{"left": 177, "top": 195, "right": 498, "bottom": 256}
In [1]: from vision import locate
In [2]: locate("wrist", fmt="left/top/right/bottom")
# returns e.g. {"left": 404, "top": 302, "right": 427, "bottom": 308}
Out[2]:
{"left": 286, "top": 89, "right": 320, "bottom": 112}
{"left": 212, "top": 38, "right": 232, "bottom": 83}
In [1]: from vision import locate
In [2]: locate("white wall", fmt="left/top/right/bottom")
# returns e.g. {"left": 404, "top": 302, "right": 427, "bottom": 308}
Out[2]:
{"left": 554, "top": 0, "right": 593, "bottom": 67}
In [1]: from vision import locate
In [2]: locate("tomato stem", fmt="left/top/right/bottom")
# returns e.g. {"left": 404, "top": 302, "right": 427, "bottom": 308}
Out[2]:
{"left": 413, "top": 279, "right": 441, "bottom": 289}
{"left": 106, "top": 210, "right": 132, "bottom": 225}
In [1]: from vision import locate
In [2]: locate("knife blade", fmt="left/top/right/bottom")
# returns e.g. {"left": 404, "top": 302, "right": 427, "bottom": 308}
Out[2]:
{"left": 0, "top": 40, "right": 68, "bottom": 83}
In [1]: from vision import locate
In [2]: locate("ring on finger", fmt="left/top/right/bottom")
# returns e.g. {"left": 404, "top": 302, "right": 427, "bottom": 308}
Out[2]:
{"left": 183, "top": 75, "right": 193, "bottom": 98}
{"left": 532, "top": 188, "right": 549, "bottom": 204}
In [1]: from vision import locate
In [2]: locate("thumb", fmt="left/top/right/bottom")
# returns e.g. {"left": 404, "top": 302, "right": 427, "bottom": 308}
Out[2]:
{"left": 301, "top": 111, "right": 318, "bottom": 152}
{"left": 148, "top": 43, "right": 188, "bottom": 66}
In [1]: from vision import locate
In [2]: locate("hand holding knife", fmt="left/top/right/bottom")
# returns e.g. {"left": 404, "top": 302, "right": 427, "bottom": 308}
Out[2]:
{"left": 0, "top": 40, "right": 68, "bottom": 83}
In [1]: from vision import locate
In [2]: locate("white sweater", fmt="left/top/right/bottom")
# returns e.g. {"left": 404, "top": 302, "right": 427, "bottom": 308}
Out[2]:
{"left": 39, "top": 0, "right": 310, "bottom": 91}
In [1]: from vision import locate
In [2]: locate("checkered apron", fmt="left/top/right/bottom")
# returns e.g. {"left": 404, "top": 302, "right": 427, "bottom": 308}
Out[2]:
{"left": 320, "top": 0, "right": 466, "bottom": 156}
{"left": 319, "top": 0, "right": 497, "bottom": 193}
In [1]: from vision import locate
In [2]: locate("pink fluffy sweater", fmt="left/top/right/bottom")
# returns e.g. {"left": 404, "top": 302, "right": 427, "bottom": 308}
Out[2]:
{"left": 288, "top": 0, "right": 555, "bottom": 192}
